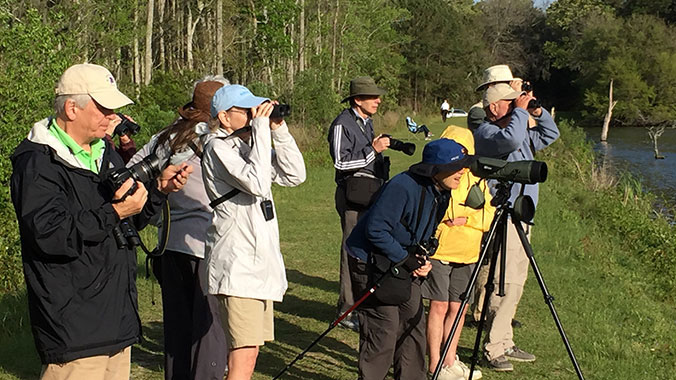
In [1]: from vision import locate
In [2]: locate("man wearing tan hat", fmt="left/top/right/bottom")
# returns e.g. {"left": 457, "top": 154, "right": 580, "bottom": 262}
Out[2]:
{"left": 467, "top": 65, "right": 524, "bottom": 131}
{"left": 473, "top": 82, "right": 559, "bottom": 372}
{"left": 10, "top": 63, "right": 191, "bottom": 380}
{"left": 327, "top": 76, "right": 391, "bottom": 331}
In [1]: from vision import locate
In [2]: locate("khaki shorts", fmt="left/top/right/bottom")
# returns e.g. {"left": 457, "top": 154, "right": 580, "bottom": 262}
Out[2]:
{"left": 40, "top": 346, "right": 131, "bottom": 380}
{"left": 217, "top": 296, "right": 274, "bottom": 349}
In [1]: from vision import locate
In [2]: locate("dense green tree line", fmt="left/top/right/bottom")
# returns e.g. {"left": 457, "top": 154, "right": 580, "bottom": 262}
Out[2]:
{"left": 1, "top": 0, "right": 675, "bottom": 292}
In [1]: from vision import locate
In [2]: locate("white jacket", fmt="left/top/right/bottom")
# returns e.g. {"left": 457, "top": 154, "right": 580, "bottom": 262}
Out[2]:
{"left": 201, "top": 118, "right": 306, "bottom": 301}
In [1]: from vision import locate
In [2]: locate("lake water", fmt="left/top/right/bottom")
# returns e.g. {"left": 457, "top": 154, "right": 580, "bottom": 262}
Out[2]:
{"left": 583, "top": 126, "right": 676, "bottom": 219}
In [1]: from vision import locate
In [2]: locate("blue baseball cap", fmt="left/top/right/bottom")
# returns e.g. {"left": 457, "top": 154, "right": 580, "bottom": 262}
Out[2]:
{"left": 210, "top": 84, "right": 270, "bottom": 117}
{"left": 409, "top": 139, "right": 475, "bottom": 177}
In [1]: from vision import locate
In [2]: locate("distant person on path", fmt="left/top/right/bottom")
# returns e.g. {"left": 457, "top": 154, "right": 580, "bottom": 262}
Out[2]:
{"left": 346, "top": 138, "right": 475, "bottom": 380}
{"left": 327, "top": 76, "right": 391, "bottom": 331}
{"left": 10, "top": 63, "right": 190, "bottom": 380}
{"left": 202, "top": 84, "right": 306, "bottom": 380}
{"left": 423, "top": 126, "right": 494, "bottom": 380}
{"left": 441, "top": 99, "right": 451, "bottom": 121}
{"left": 474, "top": 82, "right": 560, "bottom": 372}
{"left": 129, "top": 77, "right": 229, "bottom": 380}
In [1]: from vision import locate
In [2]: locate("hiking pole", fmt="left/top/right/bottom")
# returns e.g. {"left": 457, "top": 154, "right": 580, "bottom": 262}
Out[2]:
{"left": 273, "top": 272, "right": 386, "bottom": 380}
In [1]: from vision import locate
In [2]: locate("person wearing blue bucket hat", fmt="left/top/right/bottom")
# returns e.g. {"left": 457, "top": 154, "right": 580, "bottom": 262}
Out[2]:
{"left": 345, "top": 139, "right": 474, "bottom": 380}
{"left": 201, "top": 84, "right": 306, "bottom": 380}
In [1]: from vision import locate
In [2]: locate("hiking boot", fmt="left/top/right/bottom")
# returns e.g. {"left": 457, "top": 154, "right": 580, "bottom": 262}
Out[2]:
{"left": 486, "top": 355, "right": 513, "bottom": 372}
{"left": 451, "top": 356, "right": 482, "bottom": 380}
{"left": 504, "top": 346, "right": 536, "bottom": 362}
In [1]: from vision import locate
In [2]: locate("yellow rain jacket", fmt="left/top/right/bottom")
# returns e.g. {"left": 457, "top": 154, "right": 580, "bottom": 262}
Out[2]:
{"left": 432, "top": 126, "right": 495, "bottom": 264}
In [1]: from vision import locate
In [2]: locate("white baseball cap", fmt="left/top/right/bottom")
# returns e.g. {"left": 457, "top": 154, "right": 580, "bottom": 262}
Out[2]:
{"left": 55, "top": 63, "right": 133, "bottom": 109}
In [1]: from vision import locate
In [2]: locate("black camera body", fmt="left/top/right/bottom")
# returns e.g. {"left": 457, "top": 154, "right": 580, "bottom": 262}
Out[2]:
{"left": 105, "top": 153, "right": 163, "bottom": 195}
{"left": 114, "top": 113, "right": 141, "bottom": 137}
{"left": 106, "top": 154, "right": 163, "bottom": 249}
{"left": 270, "top": 104, "right": 291, "bottom": 119}
{"left": 382, "top": 134, "right": 416, "bottom": 156}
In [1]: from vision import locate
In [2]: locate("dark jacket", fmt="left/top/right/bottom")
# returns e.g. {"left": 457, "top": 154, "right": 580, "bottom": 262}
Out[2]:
{"left": 10, "top": 118, "right": 166, "bottom": 364}
{"left": 346, "top": 171, "right": 448, "bottom": 263}
{"left": 328, "top": 108, "right": 385, "bottom": 184}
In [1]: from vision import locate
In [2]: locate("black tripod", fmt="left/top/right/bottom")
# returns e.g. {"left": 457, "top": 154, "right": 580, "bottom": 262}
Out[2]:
{"left": 431, "top": 182, "right": 585, "bottom": 380}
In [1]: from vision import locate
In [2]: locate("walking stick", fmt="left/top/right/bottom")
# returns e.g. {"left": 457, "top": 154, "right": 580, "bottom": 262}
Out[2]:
{"left": 273, "top": 273, "right": 386, "bottom": 380}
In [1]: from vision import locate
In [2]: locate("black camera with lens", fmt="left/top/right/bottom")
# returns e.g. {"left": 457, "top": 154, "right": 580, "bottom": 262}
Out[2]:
{"left": 382, "top": 134, "right": 416, "bottom": 156}
{"left": 105, "top": 153, "right": 163, "bottom": 196}
{"left": 270, "top": 104, "right": 291, "bottom": 119}
{"left": 114, "top": 113, "right": 141, "bottom": 137}
{"left": 105, "top": 154, "right": 164, "bottom": 249}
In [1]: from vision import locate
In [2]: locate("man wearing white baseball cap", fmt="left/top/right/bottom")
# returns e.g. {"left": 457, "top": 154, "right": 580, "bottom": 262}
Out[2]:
{"left": 473, "top": 82, "right": 560, "bottom": 372}
{"left": 201, "top": 84, "right": 306, "bottom": 380}
{"left": 10, "top": 63, "right": 192, "bottom": 380}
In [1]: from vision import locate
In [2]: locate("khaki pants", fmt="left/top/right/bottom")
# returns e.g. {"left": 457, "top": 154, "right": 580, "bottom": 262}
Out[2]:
{"left": 40, "top": 346, "right": 131, "bottom": 380}
{"left": 484, "top": 222, "right": 530, "bottom": 360}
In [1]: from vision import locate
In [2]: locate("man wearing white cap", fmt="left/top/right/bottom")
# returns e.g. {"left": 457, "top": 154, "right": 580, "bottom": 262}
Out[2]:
{"left": 10, "top": 63, "right": 192, "bottom": 380}
{"left": 201, "top": 84, "right": 306, "bottom": 380}
{"left": 467, "top": 65, "right": 525, "bottom": 131}
{"left": 473, "top": 83, "right": 559, "bottom": 372}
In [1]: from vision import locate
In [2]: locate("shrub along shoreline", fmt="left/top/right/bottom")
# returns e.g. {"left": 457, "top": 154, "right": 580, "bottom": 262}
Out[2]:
{"left": 0, "top": 114, "right": 674, "bottom": 379}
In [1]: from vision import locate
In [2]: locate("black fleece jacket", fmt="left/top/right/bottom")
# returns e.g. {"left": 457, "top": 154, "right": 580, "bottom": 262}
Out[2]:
{"left": 10, "top": 132, "right": 166, "bottom": 364}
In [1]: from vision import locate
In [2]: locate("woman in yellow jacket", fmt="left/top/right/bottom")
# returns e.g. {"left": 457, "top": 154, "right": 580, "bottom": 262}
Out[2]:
{"left": 422, "top": 126, "right": 494, "bottom": 380}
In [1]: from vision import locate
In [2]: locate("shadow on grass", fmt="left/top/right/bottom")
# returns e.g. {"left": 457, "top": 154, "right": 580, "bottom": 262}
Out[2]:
{"left": 0, "top": 292, "right": 41, "bottom": 379}
{"left": 258, "top": 317, "right": 358, "bottom": 380}
{"left": 277, "top": 293, "right": 336, "bottom": 324}
{"left": 286, "top": 268, "right": 339, "bottom": 295}
{"left": 133, "top": 320, "right": 165, "bottom": 373}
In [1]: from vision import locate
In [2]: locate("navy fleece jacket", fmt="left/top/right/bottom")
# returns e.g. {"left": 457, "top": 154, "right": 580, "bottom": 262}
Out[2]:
{"left": 345, "top": 171, "right": 448, "bottom": 263}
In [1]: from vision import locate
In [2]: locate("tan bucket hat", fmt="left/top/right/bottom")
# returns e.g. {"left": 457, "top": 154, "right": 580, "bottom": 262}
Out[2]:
{"left": 475, "top": 64, "right": 517, "bottom": 92}
{"left": 56, "top": 63, "right": 133, "bottom": 109}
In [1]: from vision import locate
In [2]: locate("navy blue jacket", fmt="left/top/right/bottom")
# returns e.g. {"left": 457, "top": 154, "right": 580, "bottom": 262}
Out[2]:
{"left": 346, "top": 171, "right": 448, "bottom": 263}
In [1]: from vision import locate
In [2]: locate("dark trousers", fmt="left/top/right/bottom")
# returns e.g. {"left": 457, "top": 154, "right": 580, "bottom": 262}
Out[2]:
{"left": 335, "top": 186, "right": 364, "bottom": 316}
{"left": 154, "top": 250, "right": 227, "bottom": 380}
{"left": 417, "top": 125, "right": 431, "bottom": 138}
{"left": 349, "top": 256, "right": 427, "bottom": 380}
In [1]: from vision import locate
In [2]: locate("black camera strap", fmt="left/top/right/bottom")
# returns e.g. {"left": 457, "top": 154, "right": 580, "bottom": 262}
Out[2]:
{"left": 400, "top": 187, "right": 437, "bottom": 246}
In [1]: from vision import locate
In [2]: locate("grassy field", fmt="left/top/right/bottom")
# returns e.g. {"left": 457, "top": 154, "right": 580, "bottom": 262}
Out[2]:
{"left": 1, "top": 115, "right": 675, "bottom": 379}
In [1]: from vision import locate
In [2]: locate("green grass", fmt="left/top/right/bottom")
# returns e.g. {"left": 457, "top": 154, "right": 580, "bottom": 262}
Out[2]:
{"left": 1, "top": 115, "right": 675, "bottom": 379}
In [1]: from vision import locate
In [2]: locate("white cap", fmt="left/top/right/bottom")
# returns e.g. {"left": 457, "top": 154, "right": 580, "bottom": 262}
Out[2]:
{"left": 55, "top": 63, "right": 133, "bottom": 109}
{"left": 482, "top": 83, "right": 524, "bottom": 107}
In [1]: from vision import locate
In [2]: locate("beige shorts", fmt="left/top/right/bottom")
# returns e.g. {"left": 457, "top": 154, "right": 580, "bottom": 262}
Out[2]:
{"left": 217, "top": 295, "right": 274, "bottom": 349}
{"left": 40, "top": 346, "right": 131, "bottom": 380}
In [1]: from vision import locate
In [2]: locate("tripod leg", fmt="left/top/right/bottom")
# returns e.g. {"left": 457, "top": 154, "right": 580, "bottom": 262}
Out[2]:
{"left": 511, "top": 217, "right": 586, "bottom": 380}
{"left": 431, "top": 208, "right": 507, "bottom": 380}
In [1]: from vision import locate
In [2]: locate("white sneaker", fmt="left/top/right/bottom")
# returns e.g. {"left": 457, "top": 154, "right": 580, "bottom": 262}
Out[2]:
{"left": 434, "top": 365, "right": 464, "bottom": 380}
{"left": 451, "top": 356, "right": 482, "bottom": 380}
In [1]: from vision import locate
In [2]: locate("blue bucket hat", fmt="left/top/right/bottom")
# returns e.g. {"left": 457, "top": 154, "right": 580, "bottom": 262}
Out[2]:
{"left": 210, "top": 84, "right": 270, "bottom": 117}
{"left": 409, "top": 139, "right": 475, "bottom": 177}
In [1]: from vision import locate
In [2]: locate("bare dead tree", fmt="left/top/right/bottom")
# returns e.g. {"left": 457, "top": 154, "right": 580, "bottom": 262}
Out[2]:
{"left": 600, "top": 78, "right": 617, "bottom": 142}
{"left": 647, "top": 126, "right": 666, "bottom": 159}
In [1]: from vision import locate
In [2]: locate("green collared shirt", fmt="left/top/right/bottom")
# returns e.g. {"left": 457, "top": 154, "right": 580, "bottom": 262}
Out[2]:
{"left": 49, "top": 118, "right": 105, "bottom": 173}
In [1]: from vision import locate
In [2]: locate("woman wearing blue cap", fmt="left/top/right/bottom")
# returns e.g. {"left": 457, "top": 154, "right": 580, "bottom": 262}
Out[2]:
{"left": 201, "top": 84, "right": 306, "bottom": 380}
{"left": 345, "top": 139, "right": 475, "bottom": 380}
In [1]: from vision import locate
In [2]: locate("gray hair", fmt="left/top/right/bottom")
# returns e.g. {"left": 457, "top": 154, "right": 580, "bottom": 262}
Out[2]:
{"left": 54, "top": 94, "right": 91, "bottom": 116}
{"left": 194, "top": 75, "right": 230, "bottom": 90}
